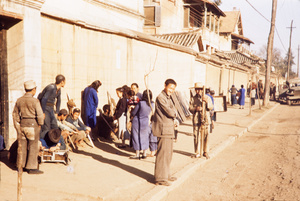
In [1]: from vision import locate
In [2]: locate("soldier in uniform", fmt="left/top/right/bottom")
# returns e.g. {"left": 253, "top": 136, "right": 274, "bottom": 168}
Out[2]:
{"left": 12, "top": 80, "right": 44, "bottom": 174}
{"left": 189, "top": 82, "right": 213, "bottom": 159}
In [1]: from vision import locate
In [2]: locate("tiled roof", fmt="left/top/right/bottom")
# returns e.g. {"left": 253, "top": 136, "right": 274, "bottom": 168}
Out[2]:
{"left": 224, "top": 51, "right": 260, "bottom": 65}
{"left": 154, "top": 30, "right": 202, "bottom": 48}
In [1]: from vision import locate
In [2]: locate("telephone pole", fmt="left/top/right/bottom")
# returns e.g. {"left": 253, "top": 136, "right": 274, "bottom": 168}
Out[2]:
{"left": 297, "top": 45, "right": 299, "bottom": 78}
{"left": 287, "top": 20, "right": 296, "bottom": 81}
{"left": 263, "top": 0, "right": 277, "bottom": 106}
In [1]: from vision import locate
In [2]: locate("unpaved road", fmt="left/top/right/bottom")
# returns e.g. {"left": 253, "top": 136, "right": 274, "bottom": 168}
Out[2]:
{"left": 164, "top": 104, "right": 300, "bottom": 201}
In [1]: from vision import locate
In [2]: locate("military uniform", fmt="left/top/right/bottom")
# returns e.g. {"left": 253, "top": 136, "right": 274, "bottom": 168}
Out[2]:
{"left": 12, "top": 81, "right": 44, "bottom": 170}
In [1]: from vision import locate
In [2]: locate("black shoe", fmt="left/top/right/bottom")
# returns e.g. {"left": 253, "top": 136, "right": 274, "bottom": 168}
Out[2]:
{"left": 141, "top": 155, "right": 147, "bottom": 159}
{"left": 27, "top": 169, "right": 44, "bottom": 174}
{"left": 155, "top": 181, "right": 171, "bottom": 186}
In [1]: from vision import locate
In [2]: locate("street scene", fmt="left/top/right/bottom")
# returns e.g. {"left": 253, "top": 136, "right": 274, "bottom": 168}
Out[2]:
{"left": 1, "top": 0, "right": 300, "bottom": 201}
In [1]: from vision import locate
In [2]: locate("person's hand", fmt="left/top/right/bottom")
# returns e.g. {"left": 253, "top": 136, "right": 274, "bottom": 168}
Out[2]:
{"left": 174, "top": 119, "right": 179, "bottom": 127}
{"left": 196, "top": 106, "right": 201, "bottom": 111}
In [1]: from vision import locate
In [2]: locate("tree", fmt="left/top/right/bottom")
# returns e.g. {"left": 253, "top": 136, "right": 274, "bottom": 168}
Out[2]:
{"left": 258, "top": 45, "right": 284, "bottom": 75}
{"left": 284, "top": 51, "right": 296, "bottom": 78}
{"left": 213, "top": 0, "right": 222, "bottom": 6}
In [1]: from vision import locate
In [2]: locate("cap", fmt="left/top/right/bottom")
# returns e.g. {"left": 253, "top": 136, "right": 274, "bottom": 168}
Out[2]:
{"left": 24, "top": 80, "right": 36, "bottom": 90}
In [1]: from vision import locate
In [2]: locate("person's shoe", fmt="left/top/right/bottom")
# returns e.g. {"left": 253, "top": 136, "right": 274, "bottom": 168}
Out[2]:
{"left": 129, "top": 155, "right": 140, "bottom": 159}
{"left": 155, "top": 181, "right": 171, "bottom": 186}
{"left": 141, "top": 155, "right": 147, "bottom": 159}
{"left": 191, "top": 154, "right": 201, "bottom": 158}
{"left": 117, "top": 144, "right": 127, "bottom": 149}
{"left": 27, "top": 169, "right": 44, "bottom": 174}
{"left": 168, "top": 177, "right": 177, "bottom": 181}
{"left": 203, "top": 152, "right": 210, "bottom": 159}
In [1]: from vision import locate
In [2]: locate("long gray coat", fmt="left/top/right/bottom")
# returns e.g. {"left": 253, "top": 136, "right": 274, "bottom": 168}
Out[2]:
{"left": 152, "top": 90, "right": 176, "bottom": 138}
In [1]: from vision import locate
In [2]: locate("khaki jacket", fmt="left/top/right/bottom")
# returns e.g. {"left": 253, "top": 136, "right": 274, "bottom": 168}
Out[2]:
{"left": 12, "top": 93, "right": 44, "bottom": 128}
{"left": 189, "top": 94, "right": 213, "bottom": 126}
{"left": 152, "top": 90, "right": 176, "bottom": 138}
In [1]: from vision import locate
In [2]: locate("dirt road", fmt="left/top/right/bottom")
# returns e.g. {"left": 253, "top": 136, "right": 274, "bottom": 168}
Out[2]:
{"left": 164, "top": 104, "right": 300, "bottom": 201}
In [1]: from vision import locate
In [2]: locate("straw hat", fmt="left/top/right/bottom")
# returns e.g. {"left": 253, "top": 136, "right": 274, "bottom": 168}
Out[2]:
{"left": 193, "top": 82, "right": 204, "bottom": 89}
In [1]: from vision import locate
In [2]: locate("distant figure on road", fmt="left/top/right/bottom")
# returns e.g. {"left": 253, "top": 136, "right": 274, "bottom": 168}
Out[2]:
{"left": 152, "top": 79, "right": 178, "bottom": 186}
{"left": 258, "top": 80, "right": 264, "bottom": 99}
{"left": 238, "top": 85, "right": 246, "bottom": 109}
{"left": 229, "top": 85, "right": 238, "bottom": 105}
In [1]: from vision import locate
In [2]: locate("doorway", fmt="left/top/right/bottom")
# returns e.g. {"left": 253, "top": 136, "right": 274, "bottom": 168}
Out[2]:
{"left": 0, "top": 14, "right": 22, "bottom": 147}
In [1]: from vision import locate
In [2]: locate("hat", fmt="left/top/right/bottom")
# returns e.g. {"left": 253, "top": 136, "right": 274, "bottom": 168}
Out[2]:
{"left": 210, "top": 90, "right": 215, "bottom": 94}
{"left": 47, "top": 129, "right": 61, "bottom": 144}
{"left": 194, "top": 82, "right": 204, "bottom": 89}
{"left": 24, "top": 80, "right": 36, "bottom": 90}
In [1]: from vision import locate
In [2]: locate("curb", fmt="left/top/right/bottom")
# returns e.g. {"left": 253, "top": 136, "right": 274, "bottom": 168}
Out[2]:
{"left": 138, "top": 103, "right": 280, "bottom": 201}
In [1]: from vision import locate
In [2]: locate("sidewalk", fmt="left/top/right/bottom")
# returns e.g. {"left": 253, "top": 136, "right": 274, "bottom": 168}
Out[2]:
{"left": 0, "top": 98, "right": 279, "bottom": 201}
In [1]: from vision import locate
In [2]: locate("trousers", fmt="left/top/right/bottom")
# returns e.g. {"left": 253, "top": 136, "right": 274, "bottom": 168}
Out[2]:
{"left": 154, "top": 137, "right": 173, "bottom": 182}
{"left": 18, "top": 125, "right": 40, "bottom": 169}
{"left": 193, "top": 125, "right": 209, "bottom": 154}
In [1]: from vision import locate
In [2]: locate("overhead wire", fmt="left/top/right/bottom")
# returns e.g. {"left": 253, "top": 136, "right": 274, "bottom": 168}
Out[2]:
{"left": 244, "top": 0, "right": 287, "bottom": 53}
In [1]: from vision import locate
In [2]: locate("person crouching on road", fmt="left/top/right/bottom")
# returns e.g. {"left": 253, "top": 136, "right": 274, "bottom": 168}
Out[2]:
{"left": 12, "top": 80, "right": 44, "bottom": 174}
{"left": 189, "top": 82, "right": 213, "bottom": 159}
{"left": 40, "top": 128, "right": 66, "bottom": 151}
{"left": 66, "top": 108, "right": 91, "bottom": 147}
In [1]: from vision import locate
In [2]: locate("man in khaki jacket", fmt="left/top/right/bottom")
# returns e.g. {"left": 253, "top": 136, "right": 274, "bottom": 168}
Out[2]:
{"left": 189, "top": 82, "right": 213, "bottom": 159}
{"left": 152, "top": 79, "right": 178, "bottom": 186}
{"left": 13, "top": 80, "right": 44, "bottom": 174}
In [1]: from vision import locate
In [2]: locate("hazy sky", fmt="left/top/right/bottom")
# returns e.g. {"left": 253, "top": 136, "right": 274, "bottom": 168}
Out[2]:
{"left": 219, "top": 0, "right": 300, "bottom": 71}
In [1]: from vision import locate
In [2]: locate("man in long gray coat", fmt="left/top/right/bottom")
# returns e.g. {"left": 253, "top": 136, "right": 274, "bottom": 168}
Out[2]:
{"left": 152, "top": 79, "right": 178, "bottom": 186}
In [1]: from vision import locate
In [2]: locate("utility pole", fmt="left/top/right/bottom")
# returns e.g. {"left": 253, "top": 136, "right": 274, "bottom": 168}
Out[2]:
{"left": 297, "top": 45, "right": 299, "bottom": 78}
{"left": 287, "top": 20, "right": 296, "bottom": 81}
{"left": 263, "top": 0, "right": 277, "bottom": 106}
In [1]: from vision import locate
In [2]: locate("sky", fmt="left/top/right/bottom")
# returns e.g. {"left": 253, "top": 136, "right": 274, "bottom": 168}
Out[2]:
{"left": 219, "top": 0, "right": 300, "bottom": 72}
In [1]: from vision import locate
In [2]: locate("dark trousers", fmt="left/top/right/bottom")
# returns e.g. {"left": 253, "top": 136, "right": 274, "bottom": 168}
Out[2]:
{"left": 19, "top": 125, "right": 40, "bottom": 169}
{"left": 231, "top": 94, "right": 237, "bottom": 105}
{"left": 41, "top": 105, "right": 58, "bottom": 133}
{"left": 154, "top": 137, "right": 173, "bottom": 182}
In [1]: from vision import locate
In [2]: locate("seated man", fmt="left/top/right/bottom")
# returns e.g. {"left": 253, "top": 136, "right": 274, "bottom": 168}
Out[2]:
{"left": 98, "top": 104, "right": 118, "bottom": 141}
{"left": 57, "top": 109, "right": 85, "bottom": 148}
{"left": 66, "top": 108, "right": 91, "bottom": 144}
{"left": 40, "top": 128, "right": 66, "bottom": 151}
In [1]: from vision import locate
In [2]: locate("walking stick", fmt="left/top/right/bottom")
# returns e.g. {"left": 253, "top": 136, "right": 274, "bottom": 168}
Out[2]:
{"left": 86, "top": 133, "right": 95, "bottom": 148}
{"left": 16, "top": 128, "right": 22, "bottom": 201}
{"left": 200, "top": 86, "right": 206, "bottom": 158}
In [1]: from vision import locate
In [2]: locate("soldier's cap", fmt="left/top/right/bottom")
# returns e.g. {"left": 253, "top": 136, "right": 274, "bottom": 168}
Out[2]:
{"left": 24, "top": 80, "right": 36, "bottom": 90}
{"left": 193, "top": 82, "right": 204, "bottom": 89}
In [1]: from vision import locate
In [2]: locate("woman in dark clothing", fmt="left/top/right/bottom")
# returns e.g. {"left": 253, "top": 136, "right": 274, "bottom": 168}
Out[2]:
{"left": 130, "top": 90, "right": 155, "bottom": 159}
{"left": 82, "top": 80, "right": 102, "bottom": 138}
{"left": 114, "top": 87, "right": 128, "bottom": 148}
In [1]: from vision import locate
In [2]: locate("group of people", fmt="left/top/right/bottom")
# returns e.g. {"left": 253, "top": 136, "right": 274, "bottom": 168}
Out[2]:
{"left": 12, "top": 75, "right": 101, "bottom": 174}
{"left": 10, "top": 75, "right": 216, "bottom": 187}
{"left": 229, "top": 84, "right": 246, "bottom": 109}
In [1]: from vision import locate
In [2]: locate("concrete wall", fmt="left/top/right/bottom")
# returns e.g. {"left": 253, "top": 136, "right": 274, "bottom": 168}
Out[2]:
{"left": 40, "top": 16, "right": 199, "bottom": 113}
{"left": 41, "top": 0, "right": 144, "bottom": 32}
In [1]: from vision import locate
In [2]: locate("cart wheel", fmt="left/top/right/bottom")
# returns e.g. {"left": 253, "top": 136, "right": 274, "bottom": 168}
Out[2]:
{"left": 287, "top": 100, "right": 291, "bottom": 106}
